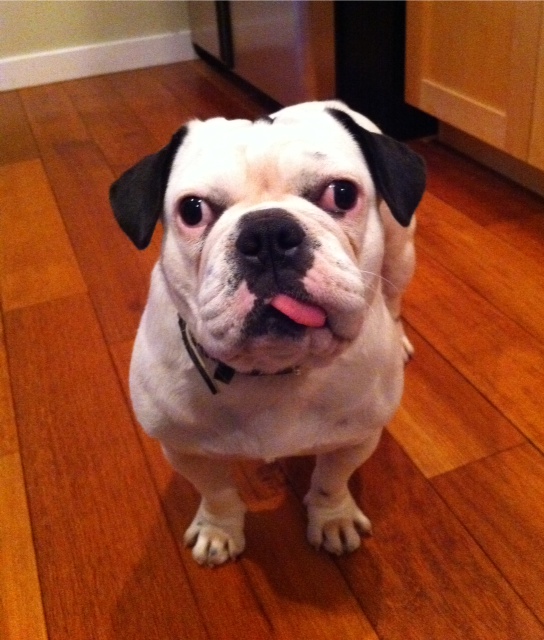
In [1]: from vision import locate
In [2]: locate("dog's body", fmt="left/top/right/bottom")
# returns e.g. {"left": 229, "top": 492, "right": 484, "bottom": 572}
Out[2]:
{"left": 110, "top": 101, "right": 425, "bottom": 566}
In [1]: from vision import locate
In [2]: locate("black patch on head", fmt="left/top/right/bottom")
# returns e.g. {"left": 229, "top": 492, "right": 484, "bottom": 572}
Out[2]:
{"left": 326, "top": 108, "right": 426, "bottom": 227}
{"left": 109, "top": 126, "right": 188, "bottom": 249}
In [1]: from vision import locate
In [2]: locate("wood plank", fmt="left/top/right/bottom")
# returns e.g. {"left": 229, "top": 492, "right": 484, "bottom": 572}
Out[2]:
{"left": 106, "top": 67, "right": 195, "bottom": 145}
{"left": 5, "top": 294, "right": 207, "bottom": 640}
{"left": 0, "top": 453, "right": 49, "bottom": 640}
{"left": 0, "top": 312, "right": 48, "bottom": 640}
{"left": 62, "top": 75, "right": 162, "bottom": 176}
{"left": 0, "top": 312, "right": 18, "bottom": 456}
{"left": 284, "top": 433, "right": 544, "bottom": 639}
{"left": 0, "top": 91, "right": 39, "bottom": 165}
{"left": 109, "top": 339, "right": 275, "bottom": 639}
{"left": 19, "top": 83, "right": 89, "bottom": 147}
{"left": 153, "top": 61, "right": 269, "bottom": 121}
{"left": 415, "top": 191, "right": 544, "bottom": 343}
{"left": 0, "top": 159, "right": 87, "bottom": 311}
{"left": 389, "top": 326, "right": 524, "bottom": 478}
{"left": 404, "top": 248, "right": 544, "bottom": 452}
{"left": 42, "top": 140, "right": 152, "bottom": 344}
{"left": 411, "top": 139, "right": 544, "bottom": 262}
{"left": 20, "top": 81, "right": 154, "bottom": 343}
{"left": 110, "top": 339, "right": 378, "bottom": 640}
{"left": 432, "top": 444, "right": 544, "bottom": 624}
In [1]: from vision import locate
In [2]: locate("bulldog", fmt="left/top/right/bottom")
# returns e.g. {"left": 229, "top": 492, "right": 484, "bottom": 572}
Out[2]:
{"left": 110, "top": 100, "right": 425, "bottom": 566}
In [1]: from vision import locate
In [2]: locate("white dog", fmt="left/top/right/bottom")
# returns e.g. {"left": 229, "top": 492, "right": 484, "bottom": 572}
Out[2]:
{"left": 110, "top": 101, "right": 425, "bottom": 566}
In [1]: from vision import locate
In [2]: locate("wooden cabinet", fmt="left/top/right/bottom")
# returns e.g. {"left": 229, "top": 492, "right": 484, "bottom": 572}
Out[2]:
{"left": 406, "top": 1, "right": 544, "bottom": 171}
{"left": 528, "top": 15, "right": 544, "bottom": 171}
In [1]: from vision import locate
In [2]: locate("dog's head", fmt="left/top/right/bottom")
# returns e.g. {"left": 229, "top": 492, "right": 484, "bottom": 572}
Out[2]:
{"left": 110, "top": 101, "right": 425, "bottom": 374}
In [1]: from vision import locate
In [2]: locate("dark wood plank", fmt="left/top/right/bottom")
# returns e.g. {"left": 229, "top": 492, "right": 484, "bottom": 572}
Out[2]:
{"left": 389, "top": 326, "right": 524, "bottom": 478}
{"left": 0, "top": 91, "right": 39, "bottom": 165}
{"left": 106, "top": 67, "right": 195, "bottom": 145}
{"left": 5, "top": 295, "right": 207, "bottom": 640}
{"left": 416, "top": 192, "right": 544, "bottom": 344}
{"left": 19, "top": 83, "right": 89, "bottom": 147}
{"left": 404, "top": 248, "right": 544, "bottom": 452}
{"left": 62, "top": 75, "right": 161, "bottom": 176}
{"left": 109, "top": 339, "right": 275, "bottom": 639}
{"left": 412, "top": 139, "right": 544, "bottom": 262}
{"left": 433, "top": 444, "right": 544, "bottom": 624}
{"left": 153, "top": 61, "right": 270, "bottom": 121}
{"left": 284, "top": 434, "right": 544, "bottom": 639}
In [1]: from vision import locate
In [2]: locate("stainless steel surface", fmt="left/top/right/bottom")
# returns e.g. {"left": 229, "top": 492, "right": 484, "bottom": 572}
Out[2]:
{"left": 188, "top": 0, "right": 335, "bottom": 106}
{"left": 188, "top": 1, "right": 222, "bottom": 61}
{"left": 230, "top": 1, "right": 335, "bottom": 105}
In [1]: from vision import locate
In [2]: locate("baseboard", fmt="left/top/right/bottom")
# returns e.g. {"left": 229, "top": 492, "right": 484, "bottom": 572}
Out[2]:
{"left": 440, "top": 123, "right": 544, "bottom": 199}
{"left": 0, "top": 30, "right": 195, "bottom": 91}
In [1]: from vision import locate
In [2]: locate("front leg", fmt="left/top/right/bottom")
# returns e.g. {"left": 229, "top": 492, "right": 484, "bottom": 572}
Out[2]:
{"left": 305, "top": 432, "right": 381, "bottom": 555}
{"left": 162, "top": 446, "right": 246, "bottom": 566}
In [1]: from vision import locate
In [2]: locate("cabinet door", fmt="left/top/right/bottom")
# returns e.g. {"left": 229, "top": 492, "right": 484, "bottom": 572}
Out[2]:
{"left": 406, "top": 1, "right": 542, "bottom": 160}
{"left": 528, "top": 14, "right": 544, "bottom": 171}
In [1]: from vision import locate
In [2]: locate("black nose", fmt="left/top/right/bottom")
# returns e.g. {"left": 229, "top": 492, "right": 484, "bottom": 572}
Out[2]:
{"left": 236, "top": 208, "right": 305, "bottom": 267}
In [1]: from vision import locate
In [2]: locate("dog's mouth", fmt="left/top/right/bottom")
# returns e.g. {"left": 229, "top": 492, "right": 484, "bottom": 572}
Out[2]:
{"left": 269, "top": 294, "right": 327, "bottom": 328}
{"left": 243, "top": 294, "right": 328, "bottom": 340}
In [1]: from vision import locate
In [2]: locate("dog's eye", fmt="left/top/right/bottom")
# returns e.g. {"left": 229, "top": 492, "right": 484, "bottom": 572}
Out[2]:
{"left": 318, "top": 180, "right": 359, "bottom": 215}
{"left": 178, "top": 197, "right": 214, "bottom": 227}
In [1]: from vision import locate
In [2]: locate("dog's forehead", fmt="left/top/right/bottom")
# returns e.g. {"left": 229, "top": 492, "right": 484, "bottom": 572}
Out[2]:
{"left": 168, "top": 110, "right": 363, "bottom": 199}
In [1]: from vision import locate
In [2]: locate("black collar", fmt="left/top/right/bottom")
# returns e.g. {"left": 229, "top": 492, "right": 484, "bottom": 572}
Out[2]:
{"left": 178, "top": 317, "right": 299, "bottom": 394}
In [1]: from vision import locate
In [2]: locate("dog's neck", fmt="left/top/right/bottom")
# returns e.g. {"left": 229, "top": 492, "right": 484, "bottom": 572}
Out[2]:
{"left": 178, "top": 316, "right": 300, "bottom": 394}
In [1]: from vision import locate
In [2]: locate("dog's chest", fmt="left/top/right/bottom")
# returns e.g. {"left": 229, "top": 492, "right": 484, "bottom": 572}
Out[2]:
{"left": 132, "top": 327, "right": 404, "bottom": 461}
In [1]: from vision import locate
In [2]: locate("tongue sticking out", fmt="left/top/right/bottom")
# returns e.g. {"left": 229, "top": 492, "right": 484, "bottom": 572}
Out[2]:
{"left": 270, "top": 294, "right": 326, "bottom": 328}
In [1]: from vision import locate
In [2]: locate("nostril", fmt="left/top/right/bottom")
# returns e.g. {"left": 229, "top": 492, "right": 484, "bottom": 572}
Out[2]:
{"left": 236, "top": 231, "right": 261, "bottom": 258}
{"left": 277, "top": 225, "right": 304, "bottom": 253}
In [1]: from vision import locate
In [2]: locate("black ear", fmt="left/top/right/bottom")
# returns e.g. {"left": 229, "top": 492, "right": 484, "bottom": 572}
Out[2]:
{"left": 109, "top": 126, "right": 188, "bottom": 249}
{"left": 327, "top": 109, "right": 426, "bottom": 227}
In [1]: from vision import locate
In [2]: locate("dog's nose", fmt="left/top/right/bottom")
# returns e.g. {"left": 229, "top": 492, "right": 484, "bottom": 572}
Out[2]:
{"left": 236, "top": 209, "right": 305, "bottom": 266}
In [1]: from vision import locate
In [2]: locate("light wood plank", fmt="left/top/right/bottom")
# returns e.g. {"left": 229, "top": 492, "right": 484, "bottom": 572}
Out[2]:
{"left": 404, "top": 249, "right": 544, "bottom": 452}
{"left": 0, "top": 159, "right": 87, "bottom": 311}
{"left": 20, "top": 81, "right": 154, "bottom": 344}
{"left": 0, "top": 453, "right": 49, "bottom": 640}
{"left": 5, "top": 294, "right": 207, "bottom": 640}
{"left": 0, "top": 312, "right": 48, "bottom": 640}
{"left": 0, "top": 313, "right": 18, "bottom": 456}
{"left": 389, "top": 327, "right": 524, "bottom": 478}
{"left": 433, "top": 444, "right": 544, "bottom": 624}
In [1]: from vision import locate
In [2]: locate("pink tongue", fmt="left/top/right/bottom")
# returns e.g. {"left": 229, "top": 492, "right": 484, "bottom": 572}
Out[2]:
{"left": 270, "top": 294, "right": 326, "bottom": 328}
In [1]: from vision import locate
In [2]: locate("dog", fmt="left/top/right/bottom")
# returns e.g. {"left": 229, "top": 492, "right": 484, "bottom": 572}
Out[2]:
{"left": 110, "top": 100, "right": 425, "bottom": 566}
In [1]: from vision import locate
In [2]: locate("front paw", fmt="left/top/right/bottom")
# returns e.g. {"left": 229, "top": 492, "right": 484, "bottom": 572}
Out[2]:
{"left": 305, "top": 492, "right": 372, "bottom": 556}
{"left": 184, "top": 501, "right": 246, "bottom": 566}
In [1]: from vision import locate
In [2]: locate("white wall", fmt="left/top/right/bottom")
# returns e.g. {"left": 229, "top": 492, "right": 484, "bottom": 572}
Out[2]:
{"left": 0, "top": 1, "right": 194, "bottom": 90}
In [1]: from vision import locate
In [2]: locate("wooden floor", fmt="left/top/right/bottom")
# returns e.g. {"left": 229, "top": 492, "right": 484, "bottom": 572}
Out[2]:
{"left": 1, "top": 60, "right": 544, "bottom": 640}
